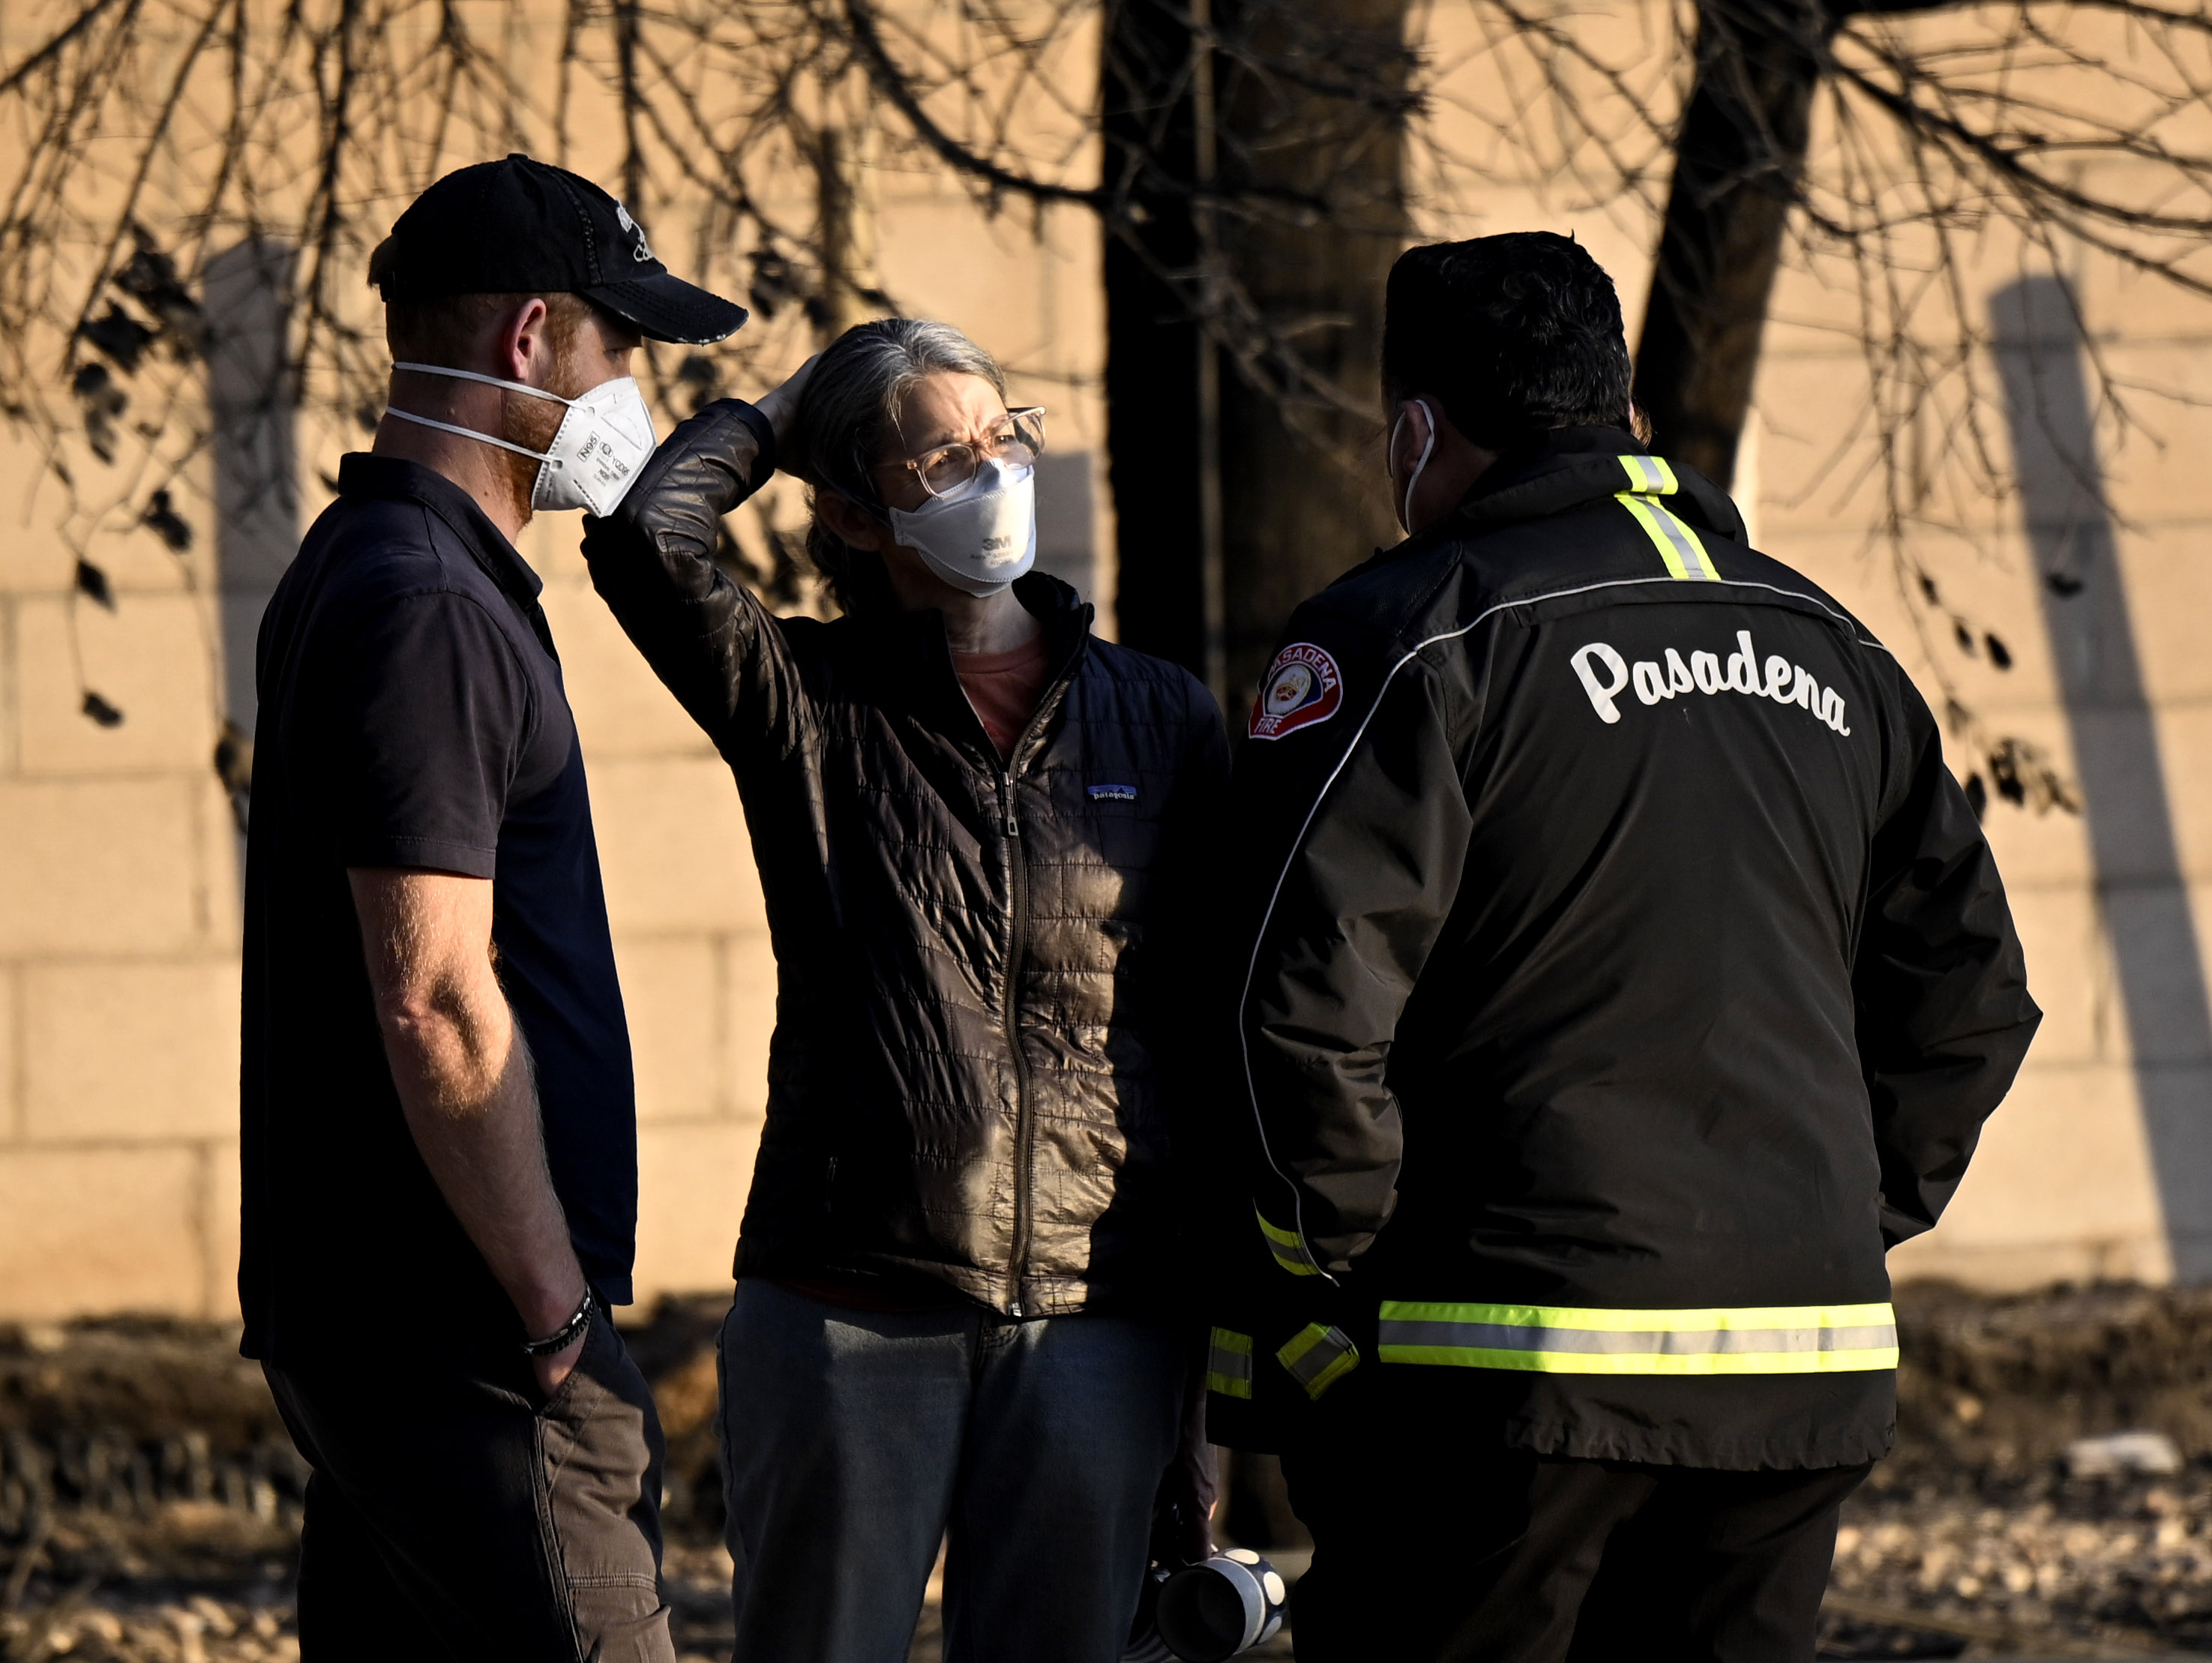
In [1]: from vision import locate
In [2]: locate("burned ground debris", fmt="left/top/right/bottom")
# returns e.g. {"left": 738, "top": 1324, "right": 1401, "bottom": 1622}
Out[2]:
{"left": 11, "top": 1288, "right": 2212, "bottom": 1659}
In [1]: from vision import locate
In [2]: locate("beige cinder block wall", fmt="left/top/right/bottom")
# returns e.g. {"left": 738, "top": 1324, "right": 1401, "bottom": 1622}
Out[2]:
{"left": 3, "top": 0, "right": 2207, "bottom": 1321}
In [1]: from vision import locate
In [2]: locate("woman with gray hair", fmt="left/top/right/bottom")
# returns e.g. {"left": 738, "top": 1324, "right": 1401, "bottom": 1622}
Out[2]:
{"left": 580, "top": 319, "right": 1226, "bottom": 1663}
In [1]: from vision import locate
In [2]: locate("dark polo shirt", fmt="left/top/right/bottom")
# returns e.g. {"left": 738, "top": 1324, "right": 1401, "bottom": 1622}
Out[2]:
{"left": 239, "top": 453, "right": 634, "bottom": 1361}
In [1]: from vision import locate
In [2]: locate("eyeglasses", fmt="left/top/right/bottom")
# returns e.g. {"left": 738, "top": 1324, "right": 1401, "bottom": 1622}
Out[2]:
{"left": 881, "top": 407, "right": 1047, "bottom": 499}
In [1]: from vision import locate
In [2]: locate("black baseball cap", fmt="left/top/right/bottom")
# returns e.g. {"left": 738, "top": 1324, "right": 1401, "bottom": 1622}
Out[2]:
{"left": 368, "top": 154, "right": 747, "bottom": 346}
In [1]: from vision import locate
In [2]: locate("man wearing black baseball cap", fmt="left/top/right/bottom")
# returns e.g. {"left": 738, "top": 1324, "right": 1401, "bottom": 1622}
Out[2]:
{"left": 238, "top": 155, "right": 744, "bottom": 1662}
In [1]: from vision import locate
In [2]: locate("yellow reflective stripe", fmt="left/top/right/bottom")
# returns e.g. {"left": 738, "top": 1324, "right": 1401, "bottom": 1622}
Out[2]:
{"left": 1376, "top": 1346, "right": 1901, "bottom": 1376}
{"left": 1254, "top": 1206, "right": 1322, "bottom": 1277}
{"left": 1276, "top": 1323, "right": 1360, "bottom": 1399}
{"left": 1617, "top": 454, "right": 1679, "bottom": 496}
{"left": 1207, "top": 1326, "right": 1254, "bottom": 1400}
{"left": 1617, "top": 494, "right": 1718, "bottom": 581}
{"left": 1377, "top": 1299, "right": 1899, "bottom": 1376}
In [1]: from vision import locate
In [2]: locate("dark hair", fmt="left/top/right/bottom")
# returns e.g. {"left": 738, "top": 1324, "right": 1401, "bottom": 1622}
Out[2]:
{"left": 1381, "top": 232, "right": 1633, "bottom": 449}
{"left": 377, "top": 271, "right": 602, "bottom": 367}
{"left": 787, "top": 317, "right": 1006, "bottom": 616}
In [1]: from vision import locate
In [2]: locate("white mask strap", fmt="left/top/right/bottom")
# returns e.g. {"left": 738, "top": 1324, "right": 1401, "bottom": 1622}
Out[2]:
{"left": 391, "top": 361, "right": 574, "bottom": 407}
{"left": 382, "top": 406, "right": 560, "bottom": 466}
{"left": 1395, "top": 397, "right": 1437, "bottom": 532}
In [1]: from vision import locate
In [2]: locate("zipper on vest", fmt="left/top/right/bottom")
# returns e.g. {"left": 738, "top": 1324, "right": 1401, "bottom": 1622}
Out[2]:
{"left": 992, "top": 626, "right": 1084, "bottom": 1321}
{"left": 999, "top": 769, "right": 1033, "bottom": 1317}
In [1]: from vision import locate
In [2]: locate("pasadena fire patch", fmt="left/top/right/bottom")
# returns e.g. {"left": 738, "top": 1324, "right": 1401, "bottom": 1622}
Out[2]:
{"left": 1250, "top": 643, "right": 1344, "bottom": 740}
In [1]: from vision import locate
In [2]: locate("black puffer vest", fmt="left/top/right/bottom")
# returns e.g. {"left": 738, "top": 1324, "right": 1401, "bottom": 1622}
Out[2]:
{"left": 582, "top": 402, "right": 1227, "bottom": 1316}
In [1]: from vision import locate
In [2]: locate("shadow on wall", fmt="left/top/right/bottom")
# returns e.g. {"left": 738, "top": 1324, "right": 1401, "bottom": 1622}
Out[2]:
{"left": 1992, "top": 276, "right": 2212, "bottom": 1279}
{"left": 205, "top": 239, "right": 300, "bottom": 842}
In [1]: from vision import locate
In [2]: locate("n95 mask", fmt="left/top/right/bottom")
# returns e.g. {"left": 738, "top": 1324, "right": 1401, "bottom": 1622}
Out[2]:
{"left": 387, "top": 361, "right": 658, "bottom": 517}
{"left": 886, "top": 457, "right": 1038, "bottom": 598}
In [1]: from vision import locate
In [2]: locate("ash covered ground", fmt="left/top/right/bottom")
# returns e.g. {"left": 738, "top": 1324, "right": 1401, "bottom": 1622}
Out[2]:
{"left": 7, "top": 1284, "right": 2212, "bottom": 1661}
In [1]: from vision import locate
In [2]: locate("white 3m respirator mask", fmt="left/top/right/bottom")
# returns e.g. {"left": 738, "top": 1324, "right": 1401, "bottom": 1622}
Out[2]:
{"left": 386, "top": 361, "right": 658, "bottom": 517}
{"left": 886, "top": 457, "right": 1038, "bottom": 598}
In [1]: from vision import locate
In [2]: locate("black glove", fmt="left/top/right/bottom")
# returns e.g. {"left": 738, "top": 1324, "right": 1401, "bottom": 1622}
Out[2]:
{"left": 589, "top": 397, "right": 776, "bottom": 565}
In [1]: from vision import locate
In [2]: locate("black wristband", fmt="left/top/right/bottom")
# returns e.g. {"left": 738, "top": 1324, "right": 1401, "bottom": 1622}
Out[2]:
{"left": 521, "top": 1287, "right": 595, "bottom": 1358}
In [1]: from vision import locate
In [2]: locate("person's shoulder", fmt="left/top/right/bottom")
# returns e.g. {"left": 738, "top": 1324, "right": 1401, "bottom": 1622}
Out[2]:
{"left": 1272, "top": 535, "right": 1473, "bottom": 675}
{"left": 1087, "top": 636, "right": 1200, "bottom": 691}
{"left": 1711, "top": 541, "right": 1893, "bottom": 658}
{"left": 1084, "top": 638, "right": 1218, "bottom": 720}
{"left": 278, "top": 507, "right": 531, "bottom": 696}
{"left": 301, "top": 493, "right": 522, "bottom": 638}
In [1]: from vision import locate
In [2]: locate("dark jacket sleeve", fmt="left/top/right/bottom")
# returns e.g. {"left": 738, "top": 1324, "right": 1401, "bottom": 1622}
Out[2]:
{"left": 578, "top": 399, "right": 806, "bottom": 769}
{"left": 1854, "top": 670, "right": 2041, "bottom": 1247}
{"left": 1235, "top": 635, "right": 1474, "bottom": 1278}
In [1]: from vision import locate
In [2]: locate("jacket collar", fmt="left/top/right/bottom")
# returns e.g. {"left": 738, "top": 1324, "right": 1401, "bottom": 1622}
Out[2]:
{"left": 851, "top": 572, "right": 1094, "bottom": 760}
{"left": 1449, "top": 425, "right": 1747, "bottom": 544}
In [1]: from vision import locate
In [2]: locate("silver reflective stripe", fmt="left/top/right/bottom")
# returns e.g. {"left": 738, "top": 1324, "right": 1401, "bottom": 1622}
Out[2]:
{"left": 1275, "top": 1323, "right": 1359, "bottom": 1399}
{"left": 1377, "top": 1320, "right": 1898, "bottom": 1356}
{"left": 1617, "top": 454, "right": 1677, "bottom": 495}
{"left": 1255, "top": 1206, "right": 1323, "bottom": 1278}
{"left": 1377, "top": 1299, "right": 1900, "bottom": 1376}
{"left": 1655, "top": 506, "right": 1714, "bottom": 579}
{"left": 1207, "top": 1327, "right": 1255, "bottom": 1400}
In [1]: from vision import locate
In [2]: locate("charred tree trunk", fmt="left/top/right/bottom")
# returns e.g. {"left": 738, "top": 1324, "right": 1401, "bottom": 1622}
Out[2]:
{"left": 1211, "top": 0, "right": 1407, "bottom": 709}
{"left": 1633, "top": 0, "right": 1825, "bottom": 489}
{"left": 1102, "top": 0, "right": 1408, "bottom": 710}
{"left": 1102, "top": 0, "right": 1208, "bottom": 675}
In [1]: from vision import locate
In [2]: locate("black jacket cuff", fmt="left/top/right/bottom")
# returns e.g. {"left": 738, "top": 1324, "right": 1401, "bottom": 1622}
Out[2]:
{"left": 730, "top": 400, "right": 779, "bottom": 479}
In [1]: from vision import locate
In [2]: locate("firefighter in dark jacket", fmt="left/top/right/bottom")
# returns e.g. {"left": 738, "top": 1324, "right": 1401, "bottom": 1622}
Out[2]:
{"left": 1208, "top": 233, "right": 2040, "bottom": 1662}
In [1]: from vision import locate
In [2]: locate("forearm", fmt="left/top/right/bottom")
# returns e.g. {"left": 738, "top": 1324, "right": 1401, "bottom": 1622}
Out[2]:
{"left": 351, "top": 868, "right": 586, "bottom": 1339}
{"left": 379, "top": 990, "right": 586, "bottom": 1335}
{"left": 1248, "top": 1026, "right": 1405, "bottom": 1272}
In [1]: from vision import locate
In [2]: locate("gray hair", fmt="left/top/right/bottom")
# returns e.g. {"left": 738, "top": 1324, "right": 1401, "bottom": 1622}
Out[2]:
{"left": 789, "top": 317, "right": 1007, "bottom": 615}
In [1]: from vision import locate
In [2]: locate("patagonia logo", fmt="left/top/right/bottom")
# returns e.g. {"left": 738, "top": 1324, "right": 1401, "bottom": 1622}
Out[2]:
{"left": 1087, "top": 783, "right": 1138, "bottom": 802}
{"left": 1570, "top": 629, "right": 1851, "bottom": 736}
{"left": 1250, "top": 642, "right": 1343, "bottom": 740}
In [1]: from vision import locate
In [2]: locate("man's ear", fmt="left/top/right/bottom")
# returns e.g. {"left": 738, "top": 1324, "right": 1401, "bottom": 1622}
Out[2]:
{"left": 1388, "top": 396, "right": 1435, "bottom": 484}
{"left": 496, "top": 296, "right": 553, "bottom": 385}
{"left": 816, "top": 490, "right": 886, "bottom": 553}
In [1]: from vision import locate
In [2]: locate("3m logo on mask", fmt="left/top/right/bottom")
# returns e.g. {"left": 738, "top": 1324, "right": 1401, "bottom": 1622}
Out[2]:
{"left": 1570, "top": 630, "right": 1851, "bottom": 736}
{"left": 1249, "top": 643, "right": 1344, "bottom": 740}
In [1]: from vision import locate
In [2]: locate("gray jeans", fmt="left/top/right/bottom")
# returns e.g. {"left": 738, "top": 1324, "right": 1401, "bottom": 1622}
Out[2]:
{"left": 716, "top": 1279, "right": 1185, "bottom": 1663}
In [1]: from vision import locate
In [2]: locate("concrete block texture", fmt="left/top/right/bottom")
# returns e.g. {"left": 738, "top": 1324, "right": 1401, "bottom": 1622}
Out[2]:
{"left": 22, "top": 959, "right": 239, "bottom": 1142}
{"left": 0, "top": 1145, "right": 208, "bottom": 1320}
{"left": 203, "top": 1140, "right": 241, "bottom": 1322}
{"left": 0, "top": 966, "right": 16, "bottom": 1140}
{"left": 589, "top": 755, "right": 766, "bottom": 935}
{"left": 722, "top": 931, "right": 776, "bottom": 1119}
{"left": 0, "top": 780, "right": 204, "bottom": 955}
{"left": 2004, "top": 882, "right": 2123, "bottom": 1068}
{"left": 541, "top": 586, "right": 721, "bottom": 761}
{"left": 15, "top": 593, "right": 220, "bottom": 775}
{"left": 616, "top": 934, "right": 721, "bottom": 1124}
{"left": 632, "top": 1120, "right": 754, "bottom": 1302}
{"left": 1895, "top": 1059, "right": 2169, "bottom": 1279}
